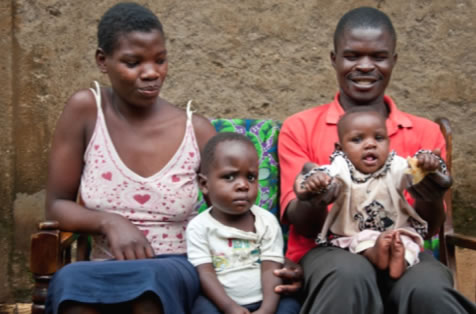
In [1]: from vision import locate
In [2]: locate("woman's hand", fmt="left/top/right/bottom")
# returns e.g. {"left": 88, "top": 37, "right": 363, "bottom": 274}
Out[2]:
{"left": 101, "top": 213, "right": 155, "bottom": 260}
{"left": 273, "top": 258, "right": 303, "bottom": 295}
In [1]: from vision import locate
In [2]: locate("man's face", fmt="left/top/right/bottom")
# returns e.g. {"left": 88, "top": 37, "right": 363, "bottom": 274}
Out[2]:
{"left": 331, "top": 27, "right": 397, "bottom": 107}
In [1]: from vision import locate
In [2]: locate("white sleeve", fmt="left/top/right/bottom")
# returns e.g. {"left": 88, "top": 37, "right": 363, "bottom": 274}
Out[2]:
{"left": 186, "top": 216, "right": 213, "bottom": 266}
{"left": 257, "top": 210, "right": 284, "bottom": 264}
{"left": 391, "top": 155, "right": 413, "bottom": 191}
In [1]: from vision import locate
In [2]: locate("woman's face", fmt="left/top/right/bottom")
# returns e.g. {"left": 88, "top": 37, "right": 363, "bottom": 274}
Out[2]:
{"left": 97, "top": 29, "right": 168, "bottom": 107}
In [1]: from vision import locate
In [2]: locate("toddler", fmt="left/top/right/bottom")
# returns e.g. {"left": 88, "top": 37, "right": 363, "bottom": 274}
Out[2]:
{"left": 187, "top": 132, "right": 300, "bottom": 314}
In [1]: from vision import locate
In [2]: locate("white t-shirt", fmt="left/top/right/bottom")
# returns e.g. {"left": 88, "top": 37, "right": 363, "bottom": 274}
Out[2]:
{"left": 186, "top": 205, "right": 284, "bottom": 305}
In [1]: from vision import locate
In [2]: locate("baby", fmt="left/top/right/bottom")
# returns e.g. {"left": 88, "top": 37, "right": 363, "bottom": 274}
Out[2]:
{"left": 296, "top": 108, "right": 450, "bottom": 279}
{"left": 187, "top": 132, "right": 300, "bottom": 314}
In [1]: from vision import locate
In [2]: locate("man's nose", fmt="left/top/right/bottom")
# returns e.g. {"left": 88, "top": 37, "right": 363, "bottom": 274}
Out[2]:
{"left": 356, "top": 56, "right": 375, "bottom": 72}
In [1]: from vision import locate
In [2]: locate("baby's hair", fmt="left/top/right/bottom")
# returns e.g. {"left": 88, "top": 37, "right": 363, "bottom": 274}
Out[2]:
{"left": 201, "top": 132, "right": 256, "bottom": 174}
{"left": 337, "top": 107, "right": 386, "bottom": 141}
{"left": 333, "top": 6, "right": 396, "bottom": 52}
{"left": 98, "top": 2, "right": 164, "bottom": 55}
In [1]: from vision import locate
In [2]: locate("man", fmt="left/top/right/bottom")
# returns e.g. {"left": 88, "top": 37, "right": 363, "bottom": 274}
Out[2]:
{"left": 278, "top": 6, "right": 475, "bottom": 314}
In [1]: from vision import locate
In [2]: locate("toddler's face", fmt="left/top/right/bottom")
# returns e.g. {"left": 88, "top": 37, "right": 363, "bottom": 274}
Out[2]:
{"left": 204, "top": 141, "right": 259, "bottom": 218}
{"left": 339, "top": 112, "right": 389, "bottom": 174}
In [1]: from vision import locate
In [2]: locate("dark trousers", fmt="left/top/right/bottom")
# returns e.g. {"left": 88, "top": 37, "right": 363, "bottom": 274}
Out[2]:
{"left": 300, "top": 246, "right": 476, "bottom": 314}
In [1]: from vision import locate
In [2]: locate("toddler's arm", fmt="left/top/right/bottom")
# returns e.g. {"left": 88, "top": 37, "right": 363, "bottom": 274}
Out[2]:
{"left": 196, "top": 263, "right": 250, "bottom": 314}
{"left": 253, "top": 261, "right": 282, "bottom": 314}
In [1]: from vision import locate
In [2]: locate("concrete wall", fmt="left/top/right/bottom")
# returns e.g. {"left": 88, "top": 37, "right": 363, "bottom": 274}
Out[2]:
{"left": 1, "top": 0, "right": 475, "bottom": 302}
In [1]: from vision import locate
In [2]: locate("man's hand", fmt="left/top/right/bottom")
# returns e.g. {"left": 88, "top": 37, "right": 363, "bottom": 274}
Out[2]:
{"left": 273, "top": 258, "right": 303, "bottom": 295}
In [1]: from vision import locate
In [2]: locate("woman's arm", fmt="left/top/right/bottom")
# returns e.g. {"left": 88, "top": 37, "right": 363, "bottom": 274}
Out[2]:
{"left": 45, "top": 90, "right": 153, "bottom": 260}
{"left": 196, "top": 264, "right": 250, "bottom": 314}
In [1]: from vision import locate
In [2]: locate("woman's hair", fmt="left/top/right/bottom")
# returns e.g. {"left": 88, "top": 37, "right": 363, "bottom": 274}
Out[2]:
{"left": 201, "top": 132, "right": 255, "bottom": 174}
{"left": 98, "top": 2, "right": 164, "bottom": 55}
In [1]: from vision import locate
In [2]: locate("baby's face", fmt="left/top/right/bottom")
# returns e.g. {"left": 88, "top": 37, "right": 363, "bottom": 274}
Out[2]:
{"left": 339, "top": 112, "right": 390, "bottom": 174}
{"left": 205, "top": 141, "right": 259, "bottom": 219}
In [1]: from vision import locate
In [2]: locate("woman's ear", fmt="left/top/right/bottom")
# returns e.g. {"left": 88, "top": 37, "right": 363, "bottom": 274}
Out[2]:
{"left": 197, "top": 173, "right": 209, "bottom": 195}
{"left": 96, "top": 48, "right": 108, "bottom": 73}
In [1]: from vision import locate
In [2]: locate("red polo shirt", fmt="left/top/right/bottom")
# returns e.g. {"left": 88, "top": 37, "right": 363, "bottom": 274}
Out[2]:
{"left": 278, "top": 93, "right": 446, "bottom": 263}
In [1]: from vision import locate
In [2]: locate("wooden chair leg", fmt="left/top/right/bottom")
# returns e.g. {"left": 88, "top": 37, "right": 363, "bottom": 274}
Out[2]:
{"left": 31, "top": 275, "right": 51, "bottom": 314}
{"left": 446, "top": 239, "right": 458, "bottom": 290}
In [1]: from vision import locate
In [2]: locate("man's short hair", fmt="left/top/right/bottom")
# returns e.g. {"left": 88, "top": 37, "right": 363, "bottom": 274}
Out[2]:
{"left": 333, "top": 6, "right": 396, "bottom": 51}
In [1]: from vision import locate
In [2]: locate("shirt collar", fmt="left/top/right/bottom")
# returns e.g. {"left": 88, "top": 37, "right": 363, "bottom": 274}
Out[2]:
{"left": 325, "top": 92, "right": 413, "bottom": 136}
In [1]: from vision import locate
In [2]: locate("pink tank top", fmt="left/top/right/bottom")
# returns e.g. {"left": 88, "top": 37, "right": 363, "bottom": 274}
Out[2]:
{"left": 80, "top": 81, "right": 200, "bottom": 260}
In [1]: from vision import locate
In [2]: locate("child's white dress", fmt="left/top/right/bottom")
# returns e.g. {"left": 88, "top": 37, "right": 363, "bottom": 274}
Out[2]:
{"left": 315, "top": 150, "right": 428, "bottom": 266}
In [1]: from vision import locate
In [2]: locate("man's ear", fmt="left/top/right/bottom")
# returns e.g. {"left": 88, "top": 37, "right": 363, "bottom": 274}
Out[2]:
{"left": 330, "top": 50, "right": 337, "bottom": 69}
{"left": 198, "top": 173, "right": 209, "bottom": 195}
{"left": 335, "top": 142, "right": 342, "bottom": 151}
{"left": 96, "top": 48, "right": 108, "bottom": 73}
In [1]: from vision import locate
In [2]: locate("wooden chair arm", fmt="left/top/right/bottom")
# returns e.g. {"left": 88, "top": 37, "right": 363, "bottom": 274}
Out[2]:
{"left": 446, "top": 233, "right": 476, "bottom": 251}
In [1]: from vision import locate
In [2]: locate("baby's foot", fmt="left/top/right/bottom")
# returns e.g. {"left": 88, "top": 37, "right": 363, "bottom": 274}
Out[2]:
{"left": 363, "top": 232, "right": 392, "bottom": 270}
{"left": 389, "top": 232, "right": 407, "bottom": 279}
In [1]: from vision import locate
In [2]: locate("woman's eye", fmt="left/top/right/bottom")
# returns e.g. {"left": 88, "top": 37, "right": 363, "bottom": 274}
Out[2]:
{"left": 124, "top": 61, "right": 138, "bottom": 68}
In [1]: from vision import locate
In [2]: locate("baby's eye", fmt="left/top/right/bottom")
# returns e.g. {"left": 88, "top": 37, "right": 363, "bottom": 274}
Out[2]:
{"left": 351, "top": 137, "right": 361, "bottom": 143}
{"left": 156, "top": 58, "right": 167, "bottom": 65}
{"left": 344, "top": 55, "right": 358, "bottom": 61}
{"left": 375, "top": 135, "right": 386, "bottom": 141}
{"left": 248, "top": 174, "right": 256, "bottom": 182}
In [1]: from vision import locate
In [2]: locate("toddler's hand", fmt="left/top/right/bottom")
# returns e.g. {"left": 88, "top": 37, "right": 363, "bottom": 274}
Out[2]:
{"left": 223, "top": 304, "right": 250, "bottom": 314}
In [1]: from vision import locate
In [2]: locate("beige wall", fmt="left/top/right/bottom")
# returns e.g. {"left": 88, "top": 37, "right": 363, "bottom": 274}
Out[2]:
{"left": 1, "top": 0, "right": 475, "bottom": 302}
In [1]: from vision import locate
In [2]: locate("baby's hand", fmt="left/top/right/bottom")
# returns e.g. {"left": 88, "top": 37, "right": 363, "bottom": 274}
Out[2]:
{"left": 407, "top": 149, "right": 452, "bottom": 201}
{"left": 415, "top": 151, "right": 441, "bottom": 173}
{"left": 294, "top": 163, "right": 331, "bottom": 200}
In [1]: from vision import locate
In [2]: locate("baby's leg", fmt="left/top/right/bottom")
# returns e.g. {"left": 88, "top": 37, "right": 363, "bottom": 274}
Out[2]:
{"left": 362, "top": 231, "right": 392, "bottom": 270}
{"left": 389, "top": 231, "right": 407, "bottom": 279}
